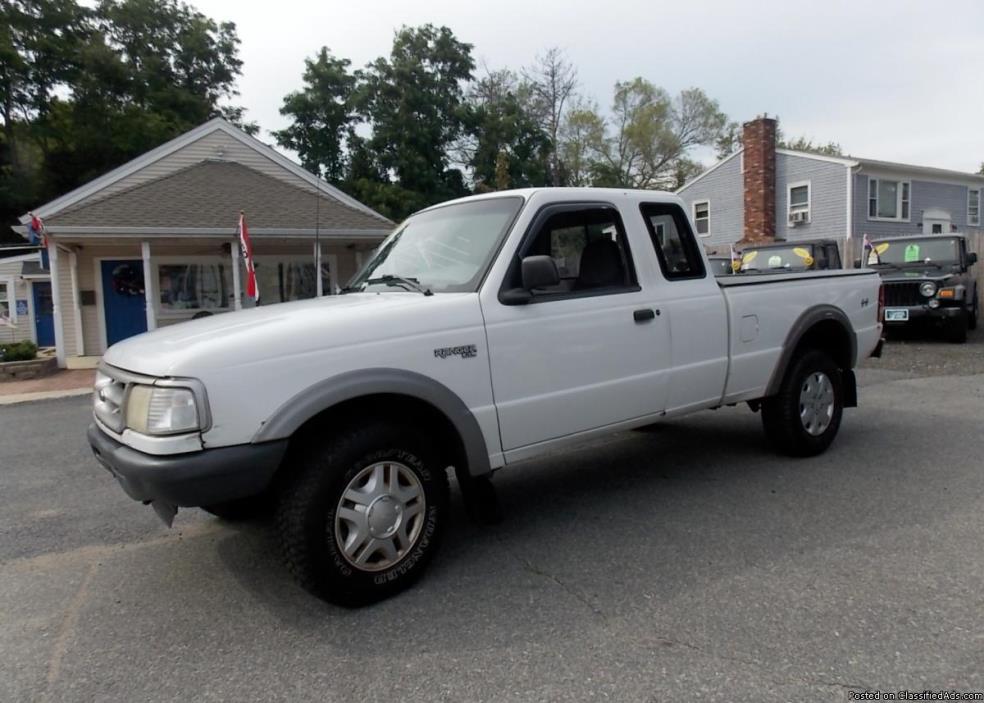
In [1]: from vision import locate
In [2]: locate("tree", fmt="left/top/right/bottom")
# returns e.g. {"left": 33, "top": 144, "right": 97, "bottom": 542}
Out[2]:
{"left": 274, "top": 47, "right": 356, "bottom": 183}
{"left": 354, "top": 24, "right": 475, "bottom": 218}
{"left": 714, "top": 119, "right": 843, "bottom": 158}
{"left": 780, "top": 135, "right": 842, "bottom": 156}
{"left": 595, "top": 79, "right": 727, "bottom": 190}
{"left": 522, "top": 47, "right": 577, "bottom": 185}
{"left": 558, "top": 98, "right": 605, "bottom": 186}
{"left": 976, "top": 162, "right": 983, "bottom": 176}
{"left": 460, "top": 68, "right": 550, "bottom": 191}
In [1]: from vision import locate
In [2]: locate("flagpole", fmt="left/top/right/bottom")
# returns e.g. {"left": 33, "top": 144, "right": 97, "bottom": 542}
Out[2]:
{"left": 315, "top": 169, "right": 322, "bottom": 297}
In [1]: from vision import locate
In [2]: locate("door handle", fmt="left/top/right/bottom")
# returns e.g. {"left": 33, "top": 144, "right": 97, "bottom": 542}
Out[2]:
{"left": 633, "top": 308, "right": 657, "bottom": 322}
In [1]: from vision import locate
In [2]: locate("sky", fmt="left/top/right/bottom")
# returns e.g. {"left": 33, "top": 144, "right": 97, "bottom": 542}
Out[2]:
{"left": 190, "top": 0, "right": 984, "bottom": 173}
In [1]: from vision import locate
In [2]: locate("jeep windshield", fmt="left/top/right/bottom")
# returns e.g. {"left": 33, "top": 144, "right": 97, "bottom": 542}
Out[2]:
{"left": 346, "top": 196, "right": 523, "bottom": 293}
{"left": 870, "top": 238, "right": 959, "bottom": 267}
{"left": 740, "top": 245, "right": 816, "bottom": 272}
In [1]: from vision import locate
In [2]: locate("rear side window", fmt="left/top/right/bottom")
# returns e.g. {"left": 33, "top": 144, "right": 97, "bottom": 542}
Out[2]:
{"left": 640, "top": 203, "right": 706, "bottom": 280}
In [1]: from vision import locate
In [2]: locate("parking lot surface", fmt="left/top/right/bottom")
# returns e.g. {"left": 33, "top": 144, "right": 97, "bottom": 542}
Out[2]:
{"left": 2, "top": 345, "right": 983, "bottom": 702}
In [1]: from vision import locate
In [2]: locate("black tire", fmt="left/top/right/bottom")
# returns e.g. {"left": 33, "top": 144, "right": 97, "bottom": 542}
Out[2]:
{"left": 761, "top": 349, "right": 844, "bottom": 457}
{"left": 945, "top": 312, "right": 968, "bottom": 344}
{"left": 202, "top": 494, "right": 271, "bottom": 521}
{"left": 967, "top": 301, "right": 977, "bottom": 331}
{"left": 275, "top": 423, "right": 449, "bottom": 606}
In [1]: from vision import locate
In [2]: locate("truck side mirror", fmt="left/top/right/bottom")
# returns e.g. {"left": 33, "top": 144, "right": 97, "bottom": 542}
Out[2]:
{"left": 500, "top": 255, "right": 560, "bottom": 305}
{"left": 521, "top": 255, "right": 560, "bottom": 290}
{"left": 968, "top": 252, "right": 978, "bottom": 266}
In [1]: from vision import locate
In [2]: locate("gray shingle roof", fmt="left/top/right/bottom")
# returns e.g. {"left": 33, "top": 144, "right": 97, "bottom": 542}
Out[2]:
{"left": 47, "top": 160, "right": 392, "bottom": 231}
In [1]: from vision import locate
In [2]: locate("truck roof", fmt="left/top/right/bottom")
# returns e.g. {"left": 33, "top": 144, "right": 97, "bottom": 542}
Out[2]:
{"left": 416, "top": 187, "right": 682, "bottom": 215}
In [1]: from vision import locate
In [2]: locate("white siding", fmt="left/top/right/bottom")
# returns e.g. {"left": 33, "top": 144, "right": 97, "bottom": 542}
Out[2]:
{"left": 677, "top": 153, "right": 744, "bottom": 246}
{"left": 0, "top": 259, "right": 34, "bottom": 344}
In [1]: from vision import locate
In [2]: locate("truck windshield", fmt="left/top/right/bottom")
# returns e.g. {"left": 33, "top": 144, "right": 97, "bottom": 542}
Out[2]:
{"left": 740, "top": 245, "right": 816, "bottom": 271}
{"left": 871, "top": 238, "right": 959, "bottom": 265}
{"left": 347, "top": 197, "right": 524, "bottom": 293}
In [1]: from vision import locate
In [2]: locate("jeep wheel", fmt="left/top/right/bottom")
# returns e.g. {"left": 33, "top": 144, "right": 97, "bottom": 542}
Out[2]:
{"left": 276, "top": 424, "right": 449, "bottom": 606}
{"left": 967, "top": 301, "right": 978, "bottom": 331}
{"left": 945, "top": 312, "right": 968, "bottom": 344}
{"left": 761, "top": 350, "right": 844, "bottom": 457}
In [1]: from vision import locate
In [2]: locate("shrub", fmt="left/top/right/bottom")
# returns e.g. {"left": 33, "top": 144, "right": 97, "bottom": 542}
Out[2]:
{"left": 0, "top": 340, "right": 38, "bottom": 362}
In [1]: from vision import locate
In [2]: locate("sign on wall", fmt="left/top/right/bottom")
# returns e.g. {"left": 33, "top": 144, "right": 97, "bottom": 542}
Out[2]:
{"left": 16, "top": 300, "right": 28, "bottom": 317}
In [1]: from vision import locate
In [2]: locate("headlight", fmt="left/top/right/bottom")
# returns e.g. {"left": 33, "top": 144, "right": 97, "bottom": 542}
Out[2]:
{"left": 919, "top": 282, "right": 937, "bottom": 297}
{"left": 126, "top": 385, "right": 200, "bottom": 435}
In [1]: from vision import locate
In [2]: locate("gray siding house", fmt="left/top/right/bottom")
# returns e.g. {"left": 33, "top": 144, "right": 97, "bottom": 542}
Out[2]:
{"left": 678, "top": 117, "right": 984, "bottom": 247}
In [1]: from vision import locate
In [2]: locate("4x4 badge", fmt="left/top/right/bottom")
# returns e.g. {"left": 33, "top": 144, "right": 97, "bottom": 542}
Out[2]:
{"left": 434, "top": 344, "right": 478, "bottom": 360}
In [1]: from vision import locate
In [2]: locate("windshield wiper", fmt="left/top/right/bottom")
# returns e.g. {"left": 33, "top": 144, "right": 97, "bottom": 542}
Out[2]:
{"left": 362, "top": 275, "right": 434, "bottom": 296}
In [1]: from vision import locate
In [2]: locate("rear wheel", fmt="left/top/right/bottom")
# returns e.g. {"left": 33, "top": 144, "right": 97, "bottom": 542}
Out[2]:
{"left": 967, "top": 300, "right": 977, "bottom": 331}
{"left": 276, "top": 423, "right": 449, "bottom": 606}
{"left": 762, "top": 350, "right": 844, "bottom": 457}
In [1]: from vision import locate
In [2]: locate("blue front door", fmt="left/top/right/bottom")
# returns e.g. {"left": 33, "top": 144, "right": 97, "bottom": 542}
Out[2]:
{"left": 101, "top": 260, "right": 148, "bottom": 346}
{"left": 32, "top": 281, "right": 55, "bottom": 347}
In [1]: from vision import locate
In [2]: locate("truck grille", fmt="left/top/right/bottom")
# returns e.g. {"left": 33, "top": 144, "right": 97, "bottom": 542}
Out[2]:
{"left": 93, "top": 371, "right": 127, "bottom": 433}
{"left": 883, "top": 281, "right": 923, "bottom": 307}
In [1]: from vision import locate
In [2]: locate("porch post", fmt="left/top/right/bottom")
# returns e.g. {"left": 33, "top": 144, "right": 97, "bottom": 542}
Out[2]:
{"left": 69, "top": 250, "right": 85, "bottom": 354}
{"left": 231, "top": 240, "right": 242, "bottom": 310}
{"left": 47, "top": 238, "right": 67, "bottom": 368}
{"left": 141, "top": 241, "right": 157, "bottom": 331}
{"left": 314, "top": 241, "right": 323, "bottom": 297}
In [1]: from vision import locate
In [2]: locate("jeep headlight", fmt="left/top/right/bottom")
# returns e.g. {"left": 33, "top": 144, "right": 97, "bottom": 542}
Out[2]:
{"left": 126, "top": 385, "right": 200, "bottom": 435}
{"left": 919, "top": 281, "right": 937, "bottom": 297}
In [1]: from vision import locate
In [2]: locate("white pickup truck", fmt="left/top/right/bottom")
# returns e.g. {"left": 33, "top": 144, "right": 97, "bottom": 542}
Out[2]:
{"left": 88, "top": 188, "right": 884, "bottom": 604}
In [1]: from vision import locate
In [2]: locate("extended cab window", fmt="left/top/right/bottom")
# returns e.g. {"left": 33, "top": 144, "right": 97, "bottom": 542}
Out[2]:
{"left": 507, "top": 205, "right": 637, "bottom": 297}
{"left": 640, "top": 203, "right": 706, "bottom": 280}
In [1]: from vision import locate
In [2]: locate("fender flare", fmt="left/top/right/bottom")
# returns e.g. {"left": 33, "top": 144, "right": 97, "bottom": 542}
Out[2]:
{"left": 251, "top": 368, "right": 492, "bottom": 477}
{"left": 764, "top": 305, "right": 858, "bottom": 397}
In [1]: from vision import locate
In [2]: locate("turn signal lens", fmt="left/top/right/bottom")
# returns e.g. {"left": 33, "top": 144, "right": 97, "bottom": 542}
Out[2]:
{"left": 937, "top": 288, "right": 955, "bottom": 299}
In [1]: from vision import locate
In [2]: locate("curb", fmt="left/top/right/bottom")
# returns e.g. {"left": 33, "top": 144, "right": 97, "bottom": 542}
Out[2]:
{"left": 0, "top": 387, "right": 92, "bottom": 406}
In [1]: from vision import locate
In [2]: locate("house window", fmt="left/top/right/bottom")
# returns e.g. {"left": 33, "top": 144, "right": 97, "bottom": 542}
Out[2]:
{"left": 158, "top": 263, "right": 232, "bottom": 312}
{"left": 0, "top": 279, "right": 15, "bottom": 324}
{"left": 693, "top": 200, "right": 710, "bottom": 236}
{"left": 868, "top": 178, "right": 910, "bottom": 221}
{"left": 969, "top": 189, "right": 981, "bottom": 226}
{"left": 788, "top": 181, "right": 811, "bottom": 224}
{"left": 254, "top": 258, "right": 334, "bottom": 303}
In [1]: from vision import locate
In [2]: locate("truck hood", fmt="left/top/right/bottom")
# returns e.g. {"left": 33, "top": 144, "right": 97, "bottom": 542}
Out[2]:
{"left": 875, "top": 268, "right": 956, "bottom": 283}
{"left": 103, "top": 292, "right": 478, "bottom": 378}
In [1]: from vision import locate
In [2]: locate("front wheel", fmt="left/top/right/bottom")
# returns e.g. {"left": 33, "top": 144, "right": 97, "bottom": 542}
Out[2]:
{"left": 276, "top": 424, "right": 449, "bottom": 606}
{"left": 761, "top": 350, "right": 844, "bottom": 457}
{"left": 945, "top": 312, "right": 968, "bottom": 344}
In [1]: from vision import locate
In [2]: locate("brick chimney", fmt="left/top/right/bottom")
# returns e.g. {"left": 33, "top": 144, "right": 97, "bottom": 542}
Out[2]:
{"left": 741, "top": 116, "right": 777, "bottom": 244}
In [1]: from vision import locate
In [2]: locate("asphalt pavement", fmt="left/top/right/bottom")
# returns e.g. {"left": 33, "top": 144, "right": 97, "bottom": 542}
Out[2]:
{"left": 1, "top": 356, "right": 983, "bottom": 702}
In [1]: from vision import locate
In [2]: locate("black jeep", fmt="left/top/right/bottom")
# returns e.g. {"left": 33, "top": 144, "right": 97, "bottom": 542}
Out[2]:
{"left": 863, "top": 236, "right": 979, "bottom": 343}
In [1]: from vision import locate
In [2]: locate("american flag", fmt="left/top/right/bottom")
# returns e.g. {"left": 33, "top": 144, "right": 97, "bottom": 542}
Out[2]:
{"left": 237, "top": 211, "right": 258, "bottom": 300}
{"left": 862, "top": 233, "right": 877, "bottom": 265}
{"left": 28, "top": 213, "right": 47, "bottom": 248}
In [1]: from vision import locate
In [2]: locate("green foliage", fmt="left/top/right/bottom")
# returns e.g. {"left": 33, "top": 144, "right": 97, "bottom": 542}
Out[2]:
{"left": 0, "top": 0, "right": 252, "bottom": 241}
{"left": 274, "top": 47, "right": 356, "bottom": 184}
{"left": 780, "top": 135, "right": 843, "bottom": 156}
{"left": 462, "top": 69, "right": 550, "bottom": 191}
{"left": 0, "top": 340, "right": 39, "bottom": 362}
{"left": 714, "top": 119, "right": 843, "bottom": 159}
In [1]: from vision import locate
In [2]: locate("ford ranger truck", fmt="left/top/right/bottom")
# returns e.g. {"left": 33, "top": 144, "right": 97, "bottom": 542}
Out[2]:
{"left": 88, "top": 189, "right": 884, "bottom": 605}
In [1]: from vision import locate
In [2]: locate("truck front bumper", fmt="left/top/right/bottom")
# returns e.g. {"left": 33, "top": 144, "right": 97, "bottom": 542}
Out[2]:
{"left": 88, "top": 423, "right": 288, "bottom": 510}
{"left": 883, "top": 305, "right": 965, "bottom": 326}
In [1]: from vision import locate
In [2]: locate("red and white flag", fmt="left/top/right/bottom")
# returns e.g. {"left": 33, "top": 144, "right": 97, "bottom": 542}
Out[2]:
{"left": 237, "top": 211, "right": 258, "bottom": 300}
